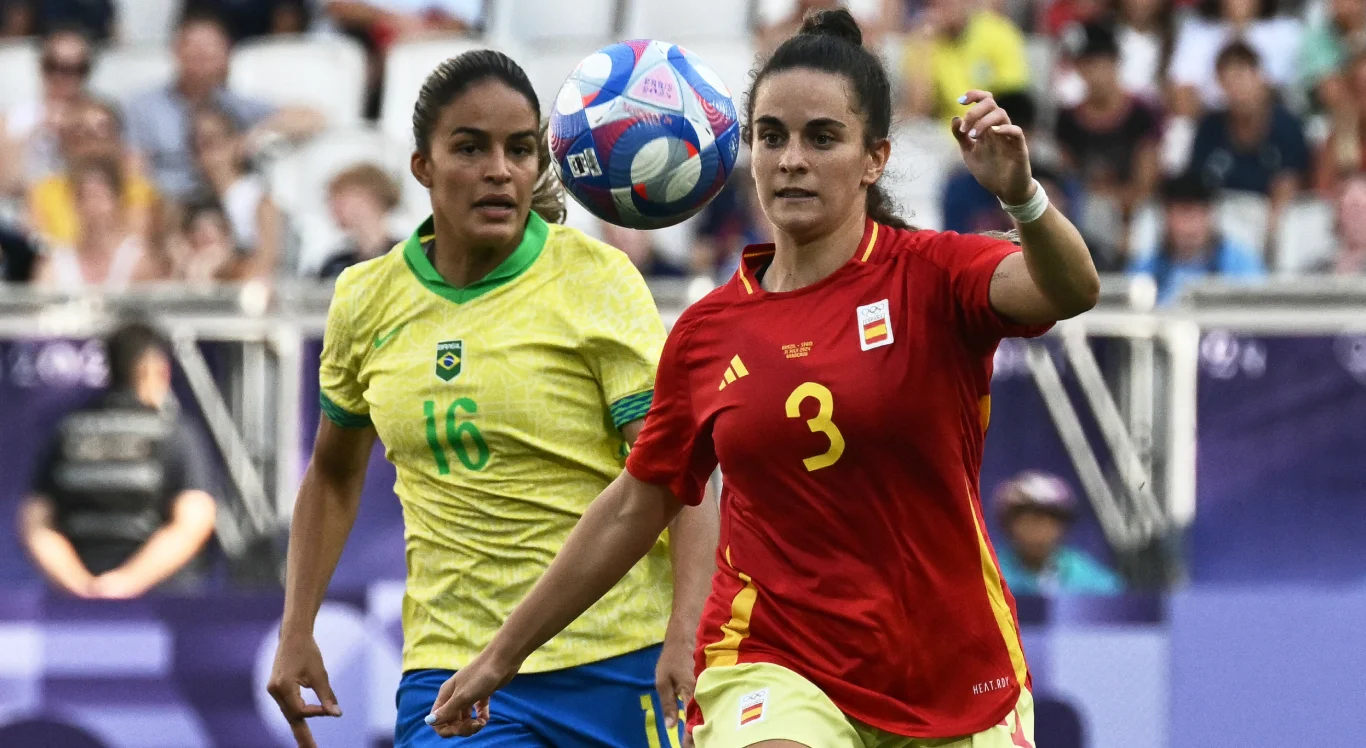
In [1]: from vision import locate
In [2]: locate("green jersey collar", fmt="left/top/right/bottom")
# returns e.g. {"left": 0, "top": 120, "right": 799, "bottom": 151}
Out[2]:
{"left": 402, "top": 212, "right": 549, "bottom": 304}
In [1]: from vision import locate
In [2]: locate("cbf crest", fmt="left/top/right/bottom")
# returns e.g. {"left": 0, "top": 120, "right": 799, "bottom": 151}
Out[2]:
{"left": 435, "top": 340, "right": 463, "bottom": 381}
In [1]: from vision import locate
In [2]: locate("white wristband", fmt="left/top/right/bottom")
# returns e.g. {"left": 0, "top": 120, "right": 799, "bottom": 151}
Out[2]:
{"left": 998, "top": 179, "right": 1049, "bottom": 224}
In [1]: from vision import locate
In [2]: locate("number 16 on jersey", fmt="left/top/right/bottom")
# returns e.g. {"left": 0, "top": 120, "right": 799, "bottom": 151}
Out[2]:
{"left": 424, "top": 399, "right": 490, "bottom": 473}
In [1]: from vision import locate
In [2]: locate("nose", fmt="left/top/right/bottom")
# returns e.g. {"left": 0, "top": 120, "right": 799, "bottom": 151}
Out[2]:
{"left": 485, "top": 146, "right": 514, "bottom": 183}
{"left": 777, "top": 139, "right": 808, "bottom": 175}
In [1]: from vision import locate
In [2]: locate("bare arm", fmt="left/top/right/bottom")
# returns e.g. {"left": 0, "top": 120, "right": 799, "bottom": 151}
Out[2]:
{"left": 988, "top": 203, "right": 1100, "bottom": 325}
{"left": 280, "top": 419, "right": 376, "bottom": 637}
{"left": 953, "top": 91, "right": 1100, "bottom": 324}
{"left": 18, "top": 496, "right": 94, "bottom": 597}
{"left": 619, "top": 421, "right": 717, "bottom": 648}
{"left": 93, "top": 490, "right": 216, "bottom": 597}
{"left": 250, "top": 107, "right": 328, "bottom": 145}
{"left": 240, "top": 197, "right": 282, "bottom": 280}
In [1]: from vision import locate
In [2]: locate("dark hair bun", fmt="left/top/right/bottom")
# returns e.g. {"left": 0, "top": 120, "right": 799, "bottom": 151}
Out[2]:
{"left": 799, "top": 8, "right": 863, "bottom": 47}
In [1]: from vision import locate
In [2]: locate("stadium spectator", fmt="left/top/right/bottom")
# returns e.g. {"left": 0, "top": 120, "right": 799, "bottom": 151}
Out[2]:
{"left": 1320, "top": 172, "right": 1366, "bottom": 274}
{"left": 181, "top": 0, "right": 310, "bottom": 42}
{"left": 1167, "top": 0, "right": 1303, "bottom": 117}
{"left": 189, "top": 105, "right": 281, "bottom": 279}
{"left": 0, "top": 221, "right": 39, "bottom": 281}
{"left": 18, "top": 322, "right": 218, "bottom": 599}
{"left": 316, "top": 162, "right": 403, "bottom": 278}
{"left": 325, "top": 0, "right": 484, "bottom": 117}
{"left": 0, "top": 26, "right": 92, "bottom": 196}
{"left": 31, "top": 158, "right": 160, "bottom": 290}
{"left": 1188, "top": 42, "right": 1309, "bottom": 246}
{"left": 994, "top": 471, "right": 1125, "bottom": 596}
{"left": 1314, "top": 49, "right": 1366, "bottom": 192}
{"left": 124, "top": 10, "right": 325, "bottom": 203}
{"left": 0, "top": 0, "right": 114, "bottom": 39}
{"left": 1130, "top": 173, "right": 1264, "bottom": 303}
{"left": 689, "top": 172, "right": 770, "bottom": 283}
{"left": 168, "top": 198, "right": 237, "bottom": 283}
{"left": 1055, "top": 23, "right": 1162, "bottom": 260}
{"left": 26, "top": 97, "right": 158, "bottom": 247}
{"left": 1296, "top": 0, "right": 1366, "bottom": 113}
{"left": 1115, "top": 0, "right": 1178, "bottom": 102}
{"left": 899, "top": 0, "right": 1030, "bottom": 121}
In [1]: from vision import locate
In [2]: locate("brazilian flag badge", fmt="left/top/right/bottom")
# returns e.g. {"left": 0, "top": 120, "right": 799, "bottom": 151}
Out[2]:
{"left": 435, "top": 340, "right": 463, "bottom": 381}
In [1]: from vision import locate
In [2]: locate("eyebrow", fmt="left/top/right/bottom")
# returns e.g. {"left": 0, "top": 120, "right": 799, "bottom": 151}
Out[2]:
{"left": 449, "top": 127, "right": 540, "bottom": 140}
{"left": 753, "top": 116, "right": 848, "bottom": 130}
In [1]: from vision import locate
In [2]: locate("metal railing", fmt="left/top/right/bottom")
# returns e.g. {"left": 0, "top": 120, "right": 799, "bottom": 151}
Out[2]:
{"left": 2, "top": 275, "right": 1364, "bottom": 587}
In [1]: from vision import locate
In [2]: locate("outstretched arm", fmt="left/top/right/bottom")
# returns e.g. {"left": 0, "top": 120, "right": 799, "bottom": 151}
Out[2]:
{"left": 427, "top": 470, "right": 684, "bottom": 737}
{"left": 952, "top": 90, "right": 1101, "bottom": 325}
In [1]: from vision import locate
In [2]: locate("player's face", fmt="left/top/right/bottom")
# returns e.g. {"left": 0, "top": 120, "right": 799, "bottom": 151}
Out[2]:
{"left": 1166, "top": 201, "right": 1214, "bottom": 260}
{"left": 749, "top": 69, "right": 888, "bottom": 244}
{"left": 411, "top": 80, "right": 541, "bottom": 252}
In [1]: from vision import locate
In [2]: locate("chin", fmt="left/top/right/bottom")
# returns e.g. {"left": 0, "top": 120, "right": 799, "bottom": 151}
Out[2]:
{"left": 769, "top": 209, "right": 828, "bottom": 242}
{"left": 467, "top": 221, "right": 521, "bottom": 248}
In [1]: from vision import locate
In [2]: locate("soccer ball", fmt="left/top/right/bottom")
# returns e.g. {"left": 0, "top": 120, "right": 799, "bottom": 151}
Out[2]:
{"left": 549, "top": 40, "right": 741, "bottom": 230}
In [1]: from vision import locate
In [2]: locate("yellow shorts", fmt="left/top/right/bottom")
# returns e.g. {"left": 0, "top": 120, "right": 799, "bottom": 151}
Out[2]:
{"left": 691, "top": 662, "right": 1034, "bottom": 748}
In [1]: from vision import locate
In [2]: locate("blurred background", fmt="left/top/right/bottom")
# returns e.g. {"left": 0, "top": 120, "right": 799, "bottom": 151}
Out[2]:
{"left": 0, "top": 0, "right": 1363, "bottom": 746}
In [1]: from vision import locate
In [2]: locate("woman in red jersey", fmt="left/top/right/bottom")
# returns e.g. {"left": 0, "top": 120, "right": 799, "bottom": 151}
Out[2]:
{"left": 425, "top": 9, "right": 1098, "bottom": 748}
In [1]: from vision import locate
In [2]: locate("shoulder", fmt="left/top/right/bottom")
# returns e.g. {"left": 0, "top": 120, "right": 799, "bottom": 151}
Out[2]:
{"left": 975, "top": 10, "right": 1023, "bottom": 37}
{"left": 331, "top": 244, "right": 408, "bottom": 313}
{"left": 666, "top": 279, "right": 742, "bottom": 357}
{"left": 1218, "top": 239, "right": 1265, "bottom": 273}
{"left": 544, "top": 224, "right": 638, "bottom": 275}
{"left": 126, "top": 86, "right": 173, "bottom": 115}
{"left": 875, "top": 224, "right": 1011, "bottom": 274}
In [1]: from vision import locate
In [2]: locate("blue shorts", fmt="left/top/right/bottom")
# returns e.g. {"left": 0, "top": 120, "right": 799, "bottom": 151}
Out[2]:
{"left": 395, "top": 644, "right": 684, "bottom": 747}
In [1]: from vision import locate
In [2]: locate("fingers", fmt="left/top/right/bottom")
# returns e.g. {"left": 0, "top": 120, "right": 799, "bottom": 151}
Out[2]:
{"left": 950, "top": 117, "right": 974, "bottom": 152}
{"left": 956, "top": 92, "right": 1009, "bottom": 138}
{"left": 289, "top": 719, "right": 319, "bottom": 748}
{"left": 657, "top": 675, "right": 681, "bottom": 729}
{"left": 311, "top": 672, "right": 343, "bottom": 717}
{"left": 427, "top": 677, "right": 482, "bottom": 736}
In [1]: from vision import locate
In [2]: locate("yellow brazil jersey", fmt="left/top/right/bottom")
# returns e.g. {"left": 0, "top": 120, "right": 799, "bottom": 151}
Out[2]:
{"left": 319, "top": 212, "right": 671, "bottom": 673}
{"left": 904, "top": 10, "right": 1030, "bottom": 121}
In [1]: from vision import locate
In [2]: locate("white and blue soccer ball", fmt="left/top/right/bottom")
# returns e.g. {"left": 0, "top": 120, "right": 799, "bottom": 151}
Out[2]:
{"left": 549, "top": 40, "right": 741, "bottom": 230}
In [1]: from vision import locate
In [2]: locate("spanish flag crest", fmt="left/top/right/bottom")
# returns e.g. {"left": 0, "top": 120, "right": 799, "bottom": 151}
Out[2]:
{"left": 856, "top": 298, "right": 894, "bottom": 351}
{"left": 738, "top": 689, "right": 768, "bottom": 728}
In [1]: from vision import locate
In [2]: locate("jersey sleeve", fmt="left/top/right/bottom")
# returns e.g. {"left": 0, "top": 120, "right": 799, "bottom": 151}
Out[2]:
{"left": 318, "top": 268, "right": 372, "bottom": 428}
{"left": 923, "top": 230, "right": 1053, "bottom": 345}
{"left": 624, "top": 316, "right": 716, "bottom": 507}
{"left": 580, "top": 250, "right": 667, "bottom": 430}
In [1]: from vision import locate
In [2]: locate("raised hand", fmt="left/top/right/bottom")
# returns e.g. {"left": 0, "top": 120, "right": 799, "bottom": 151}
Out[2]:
{"left": 951, "top": 90, "right": 1035, "bottom": 206}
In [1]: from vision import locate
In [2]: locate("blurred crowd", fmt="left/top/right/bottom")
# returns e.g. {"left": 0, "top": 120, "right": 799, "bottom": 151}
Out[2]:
{"left": 0, "top": 0, "right": 1364, "bottom": 303}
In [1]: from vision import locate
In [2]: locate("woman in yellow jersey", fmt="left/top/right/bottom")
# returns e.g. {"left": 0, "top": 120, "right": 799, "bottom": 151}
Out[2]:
{"left": 266, "top": 50, "right": 718, "bottom": 748}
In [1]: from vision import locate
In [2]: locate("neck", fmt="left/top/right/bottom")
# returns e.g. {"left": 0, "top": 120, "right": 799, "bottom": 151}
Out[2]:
{"left": 430, "top": 214, "right": 520, "bottom": 288}
{"left": 178, "top": 77, "right": 215, "bottom": 103}
{"left": 135, "top": 383, "right": 164, "bottom": 409}
{"left": 763, "top": 208, "right": 867, "bottom": 293}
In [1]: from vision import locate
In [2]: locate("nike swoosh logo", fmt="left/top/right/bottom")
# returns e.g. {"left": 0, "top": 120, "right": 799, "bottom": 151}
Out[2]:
{"left": 373, "top": 324, "right": 406, "bottom": 349}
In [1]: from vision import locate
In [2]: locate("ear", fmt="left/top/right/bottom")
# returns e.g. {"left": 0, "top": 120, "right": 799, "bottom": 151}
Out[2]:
{"left": 410, "top": 150, "right": 433, "bottom": 190}
{"left": 861, "top": 137, "right": 891, "bottom": 188}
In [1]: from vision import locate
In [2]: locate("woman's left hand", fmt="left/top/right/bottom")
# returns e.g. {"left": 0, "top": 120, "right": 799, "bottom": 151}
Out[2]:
{"left": 951, "top": 90, "right": 1035, "bottom": 206}
{"left": 655, "top": 625, "right": 697, "bottom": 746}
{"left": 426, "top": 650, "right": 518, "bottom": 738}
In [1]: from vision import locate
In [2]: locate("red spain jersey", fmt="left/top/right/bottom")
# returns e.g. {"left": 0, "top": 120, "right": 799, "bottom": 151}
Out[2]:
{"left": 626, "top": 219, "right": 1051, "bottom": 738}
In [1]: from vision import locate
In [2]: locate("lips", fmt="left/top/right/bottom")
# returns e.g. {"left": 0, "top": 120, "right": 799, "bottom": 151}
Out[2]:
{"left": 473, "top": 195, "right": 516, "bottom": 209}
{"left": 775, "top": 188, "right": 817, "bottom": 198}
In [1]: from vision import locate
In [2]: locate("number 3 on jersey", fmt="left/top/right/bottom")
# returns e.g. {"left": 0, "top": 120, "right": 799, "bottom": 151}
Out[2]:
{"left": 785, "top": 382, "right": 845, "bottom": 471}
{"left": 424, "top": 398, "right": 490, "bottom": 473}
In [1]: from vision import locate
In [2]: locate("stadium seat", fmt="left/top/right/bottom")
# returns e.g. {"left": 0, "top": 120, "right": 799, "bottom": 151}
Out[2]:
{"left": 883, "top": 120, "right": 955, "bottom": 231}
{"left": 487, "top": 0, "right": 618, "bottom": 45}
{"left": 380, "top": 36, "right": 499, "bottom": 146}
{"left": 114, "top": 0, "right": 179, "bottom": 44}
{"left": 89, "top": 46, "right": 175, "bottom": 104}
{"left": 0, "top": 41, "right": 40, "bottom": 114}
{"left": 268, "top": 126, "right": 411, "bottom": 219}
{"left": 520, "top": 43, "right": 615, "bottom": 115}
{"left": 1274, "top": 198, "right": 1336, "bottom": 274}
{"left": 622, "top": 0, "right": 752, "bottom": 41}
{"left": 229, "top": 36, "right": 367, "bottom": 126}
{"left": 1216, "top": 190, "right": 1270, "bottom": 257}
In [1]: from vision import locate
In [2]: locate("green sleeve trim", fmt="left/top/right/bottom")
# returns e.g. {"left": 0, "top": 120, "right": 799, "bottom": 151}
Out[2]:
{"left": 320, "top": 391, "right": 372, "bottom": 429}
{"left": 609, "top": 389, "right": 654, "bottom": 429}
